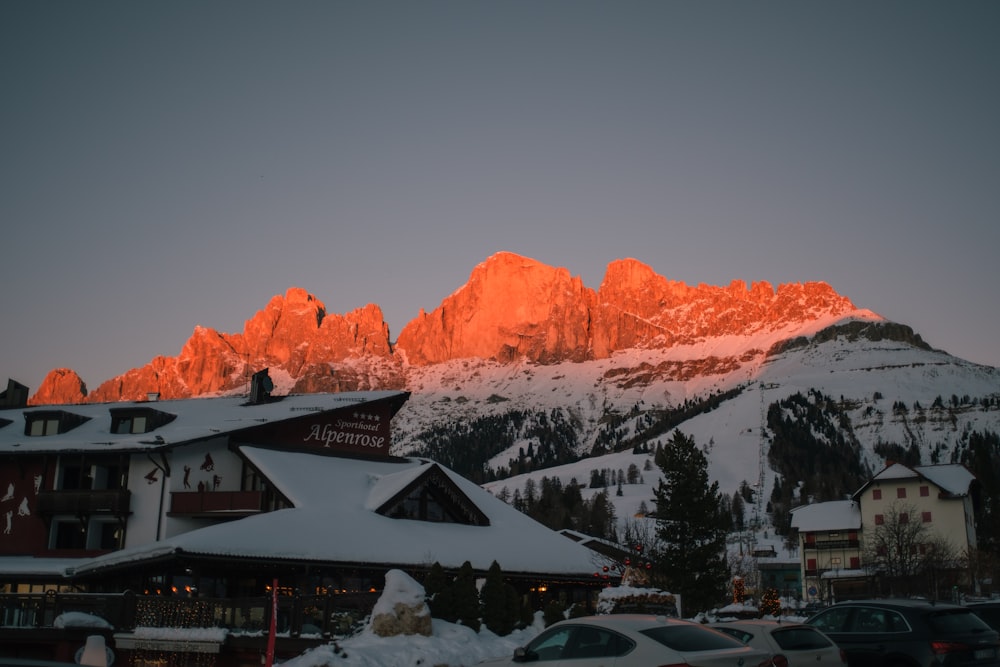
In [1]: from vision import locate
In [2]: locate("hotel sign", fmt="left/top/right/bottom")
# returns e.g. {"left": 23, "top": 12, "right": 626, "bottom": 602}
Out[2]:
{"left": 237, "top": 395, "right": 405, "bottom": 458}
{"left": 302, "top": 412, "right": 387, "bottom": 451}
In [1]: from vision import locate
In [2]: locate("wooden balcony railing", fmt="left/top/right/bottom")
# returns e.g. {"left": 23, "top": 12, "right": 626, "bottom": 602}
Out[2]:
{"left": 36, "top": 489, "right": 131, "bottom": 515}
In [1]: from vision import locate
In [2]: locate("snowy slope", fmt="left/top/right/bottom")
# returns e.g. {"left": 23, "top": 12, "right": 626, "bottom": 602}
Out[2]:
{"left": 385, "top": 322, "right": 999, "bottom": 544}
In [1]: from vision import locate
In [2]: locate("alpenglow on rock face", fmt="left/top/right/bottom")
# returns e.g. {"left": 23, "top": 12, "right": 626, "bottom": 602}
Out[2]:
{"left": 30, "top": 252, "right": 873, "bottom": 405}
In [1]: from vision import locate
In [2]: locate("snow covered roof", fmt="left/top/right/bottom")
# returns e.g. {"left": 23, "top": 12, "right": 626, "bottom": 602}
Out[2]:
{"left": 0, "top": 391, "right": 408, "bottom": 454}
{"left": 852, "top": 462, "right": 976, "bottom": 499}
{"left": 71, "top": 447, "right": 601, "bottom": 579}
{"left": 789, "top": 500, "right": 861, "bottom": 532}
{"left": 0, "top": 555, "right": 90, "bottom": 578}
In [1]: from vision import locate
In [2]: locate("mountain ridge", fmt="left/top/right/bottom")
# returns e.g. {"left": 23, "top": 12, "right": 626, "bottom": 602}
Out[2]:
{"left": 21, "top": 251, "right": 1000, "bottom": 542}
{"left": 28, "top": 251, "right": 905, "bottom": 405}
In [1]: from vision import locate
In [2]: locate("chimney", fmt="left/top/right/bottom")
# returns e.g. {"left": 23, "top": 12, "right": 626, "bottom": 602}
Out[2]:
{"left": 0, "top": 379, "right": 29, "bottom": 409}
{"left": 249, "top": 369, "right": 274, "bottom": 404}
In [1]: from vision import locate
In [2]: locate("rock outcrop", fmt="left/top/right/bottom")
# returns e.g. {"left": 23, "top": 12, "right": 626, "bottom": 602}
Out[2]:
{"left": 28, "top": 369, "right": 88, "bottom": 406}
{"left": 397, "top": 252, "right": 595, "bottom": 365}
{"left": 28, "top": 252, "right": 879, "bottom": 405}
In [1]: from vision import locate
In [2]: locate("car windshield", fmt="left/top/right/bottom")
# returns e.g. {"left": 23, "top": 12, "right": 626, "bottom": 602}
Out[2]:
{"left": 926, "top": 609, "right": 994, "bottom": 634}
{"left": 641, "top": 625, "right": 748, "bottom": 651}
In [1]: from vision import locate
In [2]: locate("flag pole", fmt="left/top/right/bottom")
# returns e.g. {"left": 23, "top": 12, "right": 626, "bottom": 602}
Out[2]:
{"left": 265, "top": 578, "right": 278, "bottom": 667}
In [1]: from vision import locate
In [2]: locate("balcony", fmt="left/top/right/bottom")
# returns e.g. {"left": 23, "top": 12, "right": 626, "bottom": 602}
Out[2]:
{"left": 803, "top": 539, "right": 860, "bottom": 550}
{"left": 169, "top": 490, "right": 263, "bottom": 516}
{"left": 36, "top": 489, "right": 131, "bottom": 515}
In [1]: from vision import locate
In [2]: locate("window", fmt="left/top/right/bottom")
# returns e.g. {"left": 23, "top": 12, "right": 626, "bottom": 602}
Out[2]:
{"left": 872, "top": 489, "right": 882, "bottom": 500}
{"left": 807, "top": 558, "right": 817, "bottom": 570}
{"left": 897, "top": 487, "right": 907, "bottom": 498}
{"left": 51, "top": 519, "right": 86, "bottom": 550}
{"left": 114, "top": 415, "right": 147, "bottom": 434}
{"left": 377, "top": 465, "right": 490, "bottom": 526}
{"left": 850, "top": 556, "right": 860, "bottom": 568}
{"left": 48, "top": 517, "right": 122, "bottom": 551}
{"left": 88, "top": 519, "right": 123, "bottom": 550}
{"left": 24, "top": 410, "right": 90, "bottom": 436}
{"left": 831, "top": 557, "right": 842, "bottom": 566}
{"left": 922, "top": 511, "right": 932, "bottom": 523}
{"left": 57, "top": 458, "right": 127, "bottom": 491}
{"left": 875, "top": 514, "right": 884, "bottom": 525}
{"left": 772, "top": 627, "right": 834, "bottom": 650}
{"left": 30, "top": 418, "right": 60, "bottom": 436}
{"left": 920, "top": 485, "right": 930, "bottom": 497}
{"left": 109, "top": 407, "right": 175, "bottom": 435}
{"left": 808, "top": 607, "right": 852, "bottom": 633}
{"left": 899, "top": 513, "right": 909, "bottom": 523}
{"left": 641, "top": 625, "right": 746, "bottom": 651}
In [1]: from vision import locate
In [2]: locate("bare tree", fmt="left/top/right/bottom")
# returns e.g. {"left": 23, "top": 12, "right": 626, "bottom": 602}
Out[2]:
{"left": 862, "top": 501, "right": 960, "bottom": 598}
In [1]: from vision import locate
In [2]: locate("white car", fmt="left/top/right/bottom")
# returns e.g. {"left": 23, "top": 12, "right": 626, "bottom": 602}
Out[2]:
{"left": 479, "top": 614, "right": 774, "bottom": 667}
{"left": 711, "top": 620, "right": 846, "bottom": 667}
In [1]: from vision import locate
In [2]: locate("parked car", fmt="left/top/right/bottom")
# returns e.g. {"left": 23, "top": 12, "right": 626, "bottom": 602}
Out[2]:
{"left": 805, "top": 599, "right": 1000, "bottom": 667}
{"left": 478, "top": 614, "right": 774, "bottom": 667}
{"left": 968, "top": 602, "right": 1000, "bottom": 632}
{"left": 711, "top": 619, "right": 847, "bottom": 667}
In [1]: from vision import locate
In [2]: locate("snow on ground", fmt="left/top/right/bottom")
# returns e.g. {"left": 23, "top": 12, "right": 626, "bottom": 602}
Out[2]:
{"left": 280, "top": 618, "right": 542, "bottom": 667}
{"left": 279, "top": 570, "right": 544, "bottom": 667}
{"left": 274, "top": 572, "right": 807, "bottom": 667}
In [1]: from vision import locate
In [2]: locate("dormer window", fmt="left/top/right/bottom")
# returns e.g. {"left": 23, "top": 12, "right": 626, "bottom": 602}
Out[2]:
{"left": 24, "top": 410, "right": 91, "bottom": 436}
{"left": 375, "top": 464, "right": 490, "bottom": 526}
{"left": 109, "top": 407, "right": 176, "bottom": 434}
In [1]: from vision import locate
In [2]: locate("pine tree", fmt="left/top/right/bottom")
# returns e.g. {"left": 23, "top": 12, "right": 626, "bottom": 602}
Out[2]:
{"left": 652, "top": 430, "right": 730, "bottom": 613}
{"left": 452, "top": 561, "right": 481, "bottom": 632}
{"left": 480, "top": 561, "right": 519, "bottom": 636}
{"left": 424, "top": 562, "right": 455, "bottom": 622}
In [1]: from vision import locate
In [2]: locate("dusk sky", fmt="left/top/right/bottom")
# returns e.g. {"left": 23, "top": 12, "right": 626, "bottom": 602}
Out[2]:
{"left": 2, "top": 1, "right": 998, "bottom": 393}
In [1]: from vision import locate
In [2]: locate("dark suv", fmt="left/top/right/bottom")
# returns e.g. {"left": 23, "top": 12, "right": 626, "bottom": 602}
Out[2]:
{"left": 806, "top": 599, "right": 1000, "bottom": 667}
{"left": 968, "top": 602, "right": 1000, "bottom": 632}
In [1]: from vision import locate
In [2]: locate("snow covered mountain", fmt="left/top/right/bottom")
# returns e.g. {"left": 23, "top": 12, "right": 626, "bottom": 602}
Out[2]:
{"left": 24, "top": 252, "right": 999, "bottom": 520}
{"left": 394, "top": 311, "right": 999, "bottom": 519}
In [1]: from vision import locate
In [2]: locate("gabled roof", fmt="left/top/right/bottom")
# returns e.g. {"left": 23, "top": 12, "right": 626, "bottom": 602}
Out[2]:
{"left": 851, "top": 462, "right": 976, "bottom": 500}
{"left": 70, "top": 447, "right": 600, "bottom": 578}
{"left": 0, "top": 391, "right": 408, "bottom": 454}
{"left": 789, "top": 499, "right": 861, "bottom": 532}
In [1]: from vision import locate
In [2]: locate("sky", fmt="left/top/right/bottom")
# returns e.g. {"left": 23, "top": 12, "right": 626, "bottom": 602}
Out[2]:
{"left": 2, "top": 1, "right": 998, "bottom": 393}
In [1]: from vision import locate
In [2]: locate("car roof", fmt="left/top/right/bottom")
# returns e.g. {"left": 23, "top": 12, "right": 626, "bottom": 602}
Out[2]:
{"left": 828, "top": 599, "right": 966, "bottom": 611}
{"left": 561, "top": 614, "right": 696, "bottom": 631}
{"left": 714, "top": 619, "right": 810, "bottom": 629}
{"left": 967, "top": 601, "right": 1000, "bottom": 608}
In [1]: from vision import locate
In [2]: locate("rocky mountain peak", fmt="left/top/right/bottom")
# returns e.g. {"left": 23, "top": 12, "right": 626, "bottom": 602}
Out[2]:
{"left": 28, "top": 253, "right": 877, "bottom": 405}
